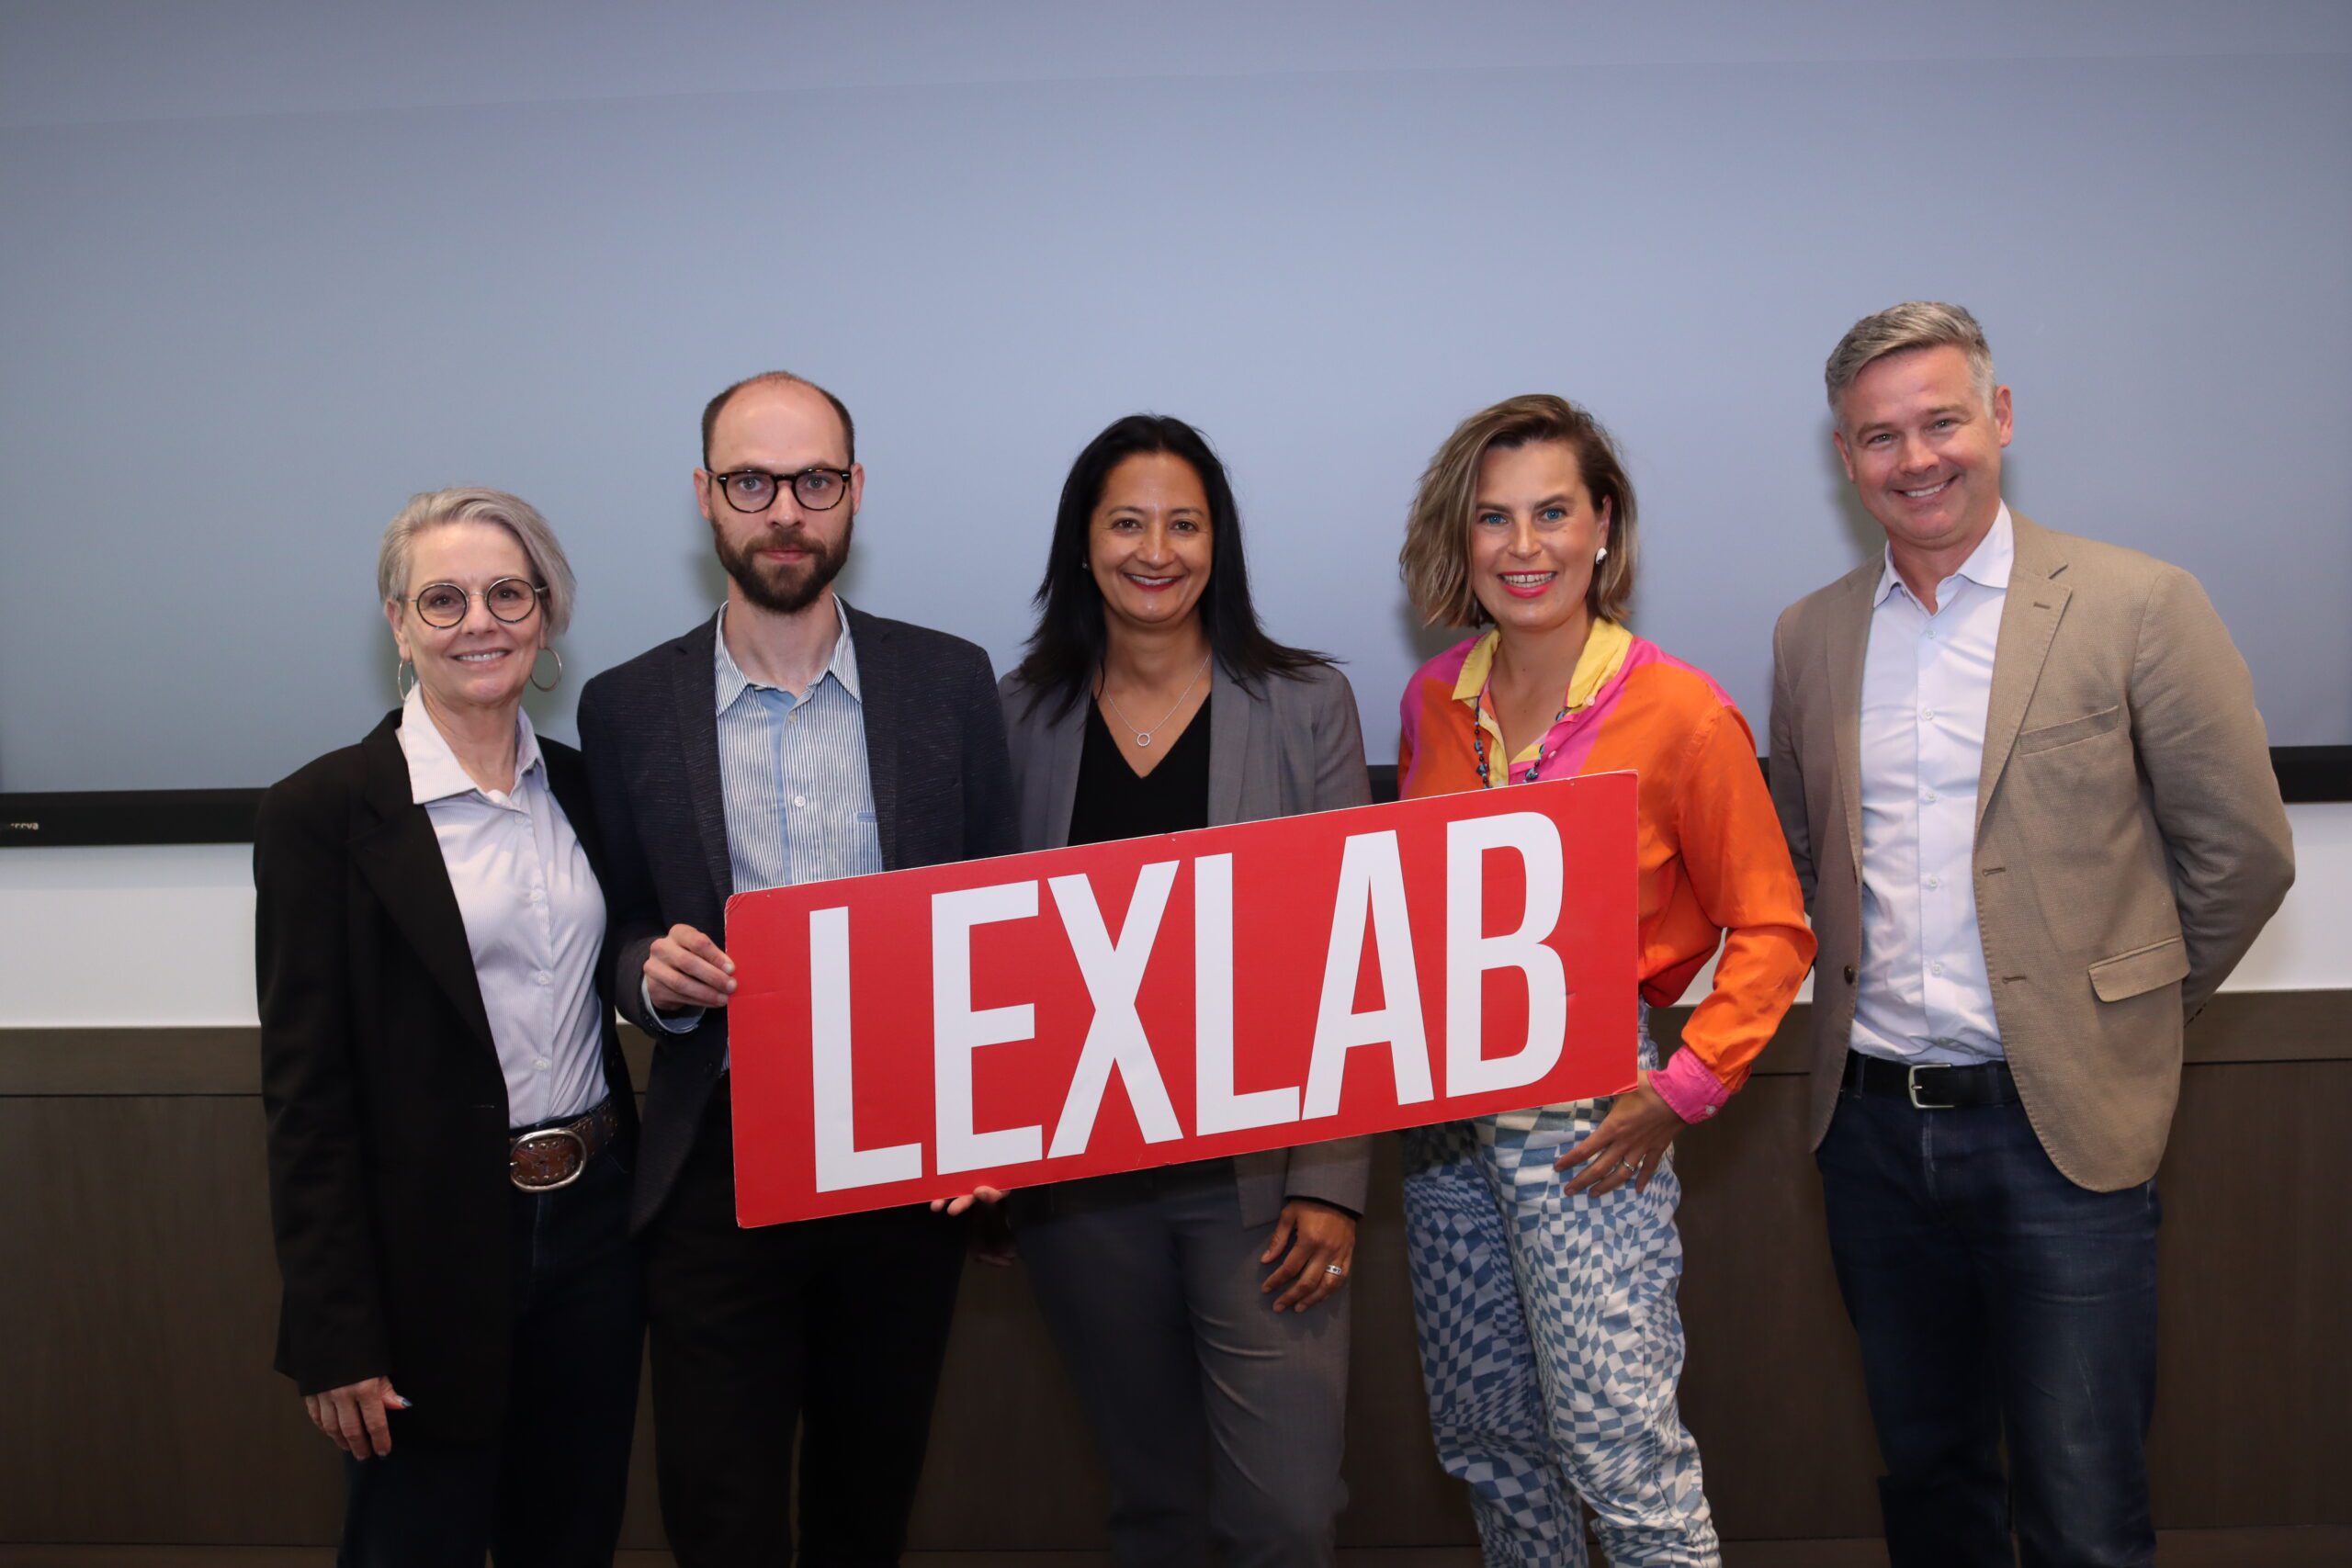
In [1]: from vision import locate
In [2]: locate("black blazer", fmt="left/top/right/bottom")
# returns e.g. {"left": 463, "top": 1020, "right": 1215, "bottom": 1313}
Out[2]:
{"left": 253, "top": 711, "right": 636, "bottom": 1445}
{"left": 577, "top": 604, "right": 1019, "bottom": 1230}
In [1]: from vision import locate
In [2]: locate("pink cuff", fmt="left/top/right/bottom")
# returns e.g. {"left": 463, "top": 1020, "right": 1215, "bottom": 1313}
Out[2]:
{"left": 1650, "top": 1047, "right": 1731, "bottom": 1124}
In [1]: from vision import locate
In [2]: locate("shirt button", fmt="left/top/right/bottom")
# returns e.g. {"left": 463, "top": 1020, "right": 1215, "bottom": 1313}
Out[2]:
{"left": 1923, "top": 707, "right": 1937, "bottom": 721}
{"left": 527, "top": 889, "right": 546, "bottom": 904}
{"left": 535, "top": 1057, "right": 550, "bottom": 1070}
{"left": 1923, "top": 790, "right": 1939, "bottom": 804}
{"left": 794, "top": 794, "right": 808, "bottom": 807}
{"left": 1926, "top": 874, "right": 1940, "bottom": 889}
{"left": 535, "top": 970, "right": 552, "bottom": 986}
{"left": 1931, "top": 961, "right": 1946, "bottom": 976}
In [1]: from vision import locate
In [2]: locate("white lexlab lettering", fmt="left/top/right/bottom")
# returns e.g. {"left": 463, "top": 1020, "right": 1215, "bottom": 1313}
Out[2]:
{"left": 808, "top": 906, "right": 924, "bottom": 1191}
{"left": 933, "top": 882, "right": 1046, "bottom": 1175}
{"left": 1302, "top": 830, "right": 1434, "bottom": 1117}
{"left": 1046, "top": 863, "right": 1185, "bottom": 1156}
{"left": 1444, "top": 812, "right": 1567, "bottom": 1095}
{"left": 1193, "top": 852, "right": 1300, "bottom": 1134}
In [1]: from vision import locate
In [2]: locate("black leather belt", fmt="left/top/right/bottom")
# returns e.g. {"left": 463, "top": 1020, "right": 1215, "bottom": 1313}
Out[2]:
{"left": 1843, "top": 1050, "right": 2018, "bottom": 1111}
{"left": 508, "top": 1096, "right": 620, "bottom": 1191}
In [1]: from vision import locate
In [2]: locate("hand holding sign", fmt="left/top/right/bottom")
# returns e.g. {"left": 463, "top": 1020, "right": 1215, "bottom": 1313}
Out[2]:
{"left": 725, "top": 773, "right": 1639, "bottom": 1225}
{"left": 646, "top": 922, "right": 736, "bottom": 1010}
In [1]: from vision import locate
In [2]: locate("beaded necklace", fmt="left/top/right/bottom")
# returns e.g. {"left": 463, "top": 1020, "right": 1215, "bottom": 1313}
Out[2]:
{"left": 1470, "top": 683, "right": 1573, "bottom": 786}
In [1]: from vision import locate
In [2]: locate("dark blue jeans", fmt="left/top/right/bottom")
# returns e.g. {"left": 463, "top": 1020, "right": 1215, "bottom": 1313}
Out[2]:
{"left": 1817, "top": 1084, "right": 2159, "bottom": 1568}
{"left": 339, "top": 1142, "right": 644, "bottom": 1568}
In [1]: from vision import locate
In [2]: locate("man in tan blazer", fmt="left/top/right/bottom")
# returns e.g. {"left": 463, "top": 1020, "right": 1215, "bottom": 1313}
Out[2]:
{"left": 1768, "top": 301, "right": 2292, "bottom": 1568}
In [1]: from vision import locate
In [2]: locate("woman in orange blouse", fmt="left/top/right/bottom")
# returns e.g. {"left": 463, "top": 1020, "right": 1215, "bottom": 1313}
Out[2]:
{"left": 1393, "top": 395, "right": 1814, "bottom": 1567}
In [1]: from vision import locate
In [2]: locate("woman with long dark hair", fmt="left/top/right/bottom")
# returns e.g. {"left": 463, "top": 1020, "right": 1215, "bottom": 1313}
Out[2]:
{"left": 1000, "top": 413, "right": 1370, "bottom": 1568}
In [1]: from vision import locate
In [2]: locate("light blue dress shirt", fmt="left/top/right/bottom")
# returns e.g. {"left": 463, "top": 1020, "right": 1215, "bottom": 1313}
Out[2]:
{"left": 647, "top": 601, "right": 882, "bottom": 1051}
{"left": 398, "top": 686, "right": 610, "bottom": 1124}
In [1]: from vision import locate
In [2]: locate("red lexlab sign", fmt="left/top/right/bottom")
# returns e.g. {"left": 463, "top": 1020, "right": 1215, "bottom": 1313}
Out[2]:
{"left": 725, "top": 772, "right": 1638, "bottom": 1224}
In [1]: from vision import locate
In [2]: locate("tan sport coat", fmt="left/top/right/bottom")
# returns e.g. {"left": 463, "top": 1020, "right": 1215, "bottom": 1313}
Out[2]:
{"left": 1768, "top": 513, "right": 2293, "bottom": 1190}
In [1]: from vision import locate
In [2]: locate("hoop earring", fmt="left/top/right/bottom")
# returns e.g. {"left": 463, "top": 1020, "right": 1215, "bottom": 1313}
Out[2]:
{"left": 395, "top": 658, "right": 418, "bottom": 703}
{"left": 530, "top": 647, "right": 564, "bottom": 694}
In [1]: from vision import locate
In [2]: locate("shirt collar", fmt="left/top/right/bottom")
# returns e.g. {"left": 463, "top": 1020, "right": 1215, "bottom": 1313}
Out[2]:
{"left": 713, "top": 597, "right": 862, "bottom": 714}
{"left": 1448, "top": 618, "right": 1634, "bottom": 763}
{"left": 397, "top": 683, "right": 542, "bottom": 806}
{"left": 1873, "top": 502, "right": 2015, "bottom": 607}
{"left": 1450, "top": 618, "right": 1633, "bottom": 711}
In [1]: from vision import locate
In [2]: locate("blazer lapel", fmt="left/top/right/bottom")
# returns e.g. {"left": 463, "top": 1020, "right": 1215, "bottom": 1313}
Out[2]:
{"left": 1206, "top": 660, "right": 1250, "bottom": 828}
{"left": 1042, "top": 694, "right": 1085, "bottom": 851}
{"left": 671, "top": 619, "right": 736, "bottom": 906}
{"left": 542, "top": 749, "right": 608, "bottom": 901}
{"left": 848, "top": 605, "right": 904, "bottom": 871}
{"left": 1824, "top": 564, "right": 1877, "bottom": 876}
{"left": 1976, "top": 514, "right": 2072, "bottom": 832}
{"left": 348, "top": 716, "right": 497, "bottom": 1053}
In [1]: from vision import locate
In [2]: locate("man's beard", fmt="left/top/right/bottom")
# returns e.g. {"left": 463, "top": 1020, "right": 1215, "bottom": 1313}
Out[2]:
{"left": 713, "top": 513, "right": 853, "bottom": 615}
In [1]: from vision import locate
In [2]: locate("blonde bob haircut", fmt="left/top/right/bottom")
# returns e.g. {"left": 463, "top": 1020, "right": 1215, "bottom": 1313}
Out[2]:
{"left": 377, "top": 487, "right": 577, "bottom": 636}
{"left": 1399, "top": 394, "right": 1638, "bottom": 630}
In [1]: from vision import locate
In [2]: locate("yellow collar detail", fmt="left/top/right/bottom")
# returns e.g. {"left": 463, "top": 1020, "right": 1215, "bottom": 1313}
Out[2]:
{"left": 1453, "top": 619, "right": 1632, "bottom": 766}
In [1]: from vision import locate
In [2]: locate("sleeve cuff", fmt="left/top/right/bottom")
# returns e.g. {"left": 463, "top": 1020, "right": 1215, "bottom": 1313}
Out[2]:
{"left": 1651, "top": 1047, "right": 1730, "bottom": 1124}
{"left": 641, "top": 976, "right": 703, "bottom": 1035}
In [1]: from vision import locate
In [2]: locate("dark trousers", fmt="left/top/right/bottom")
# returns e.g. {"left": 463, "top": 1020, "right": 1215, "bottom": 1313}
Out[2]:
{"left": 1016, "top": 1160, "right": 1351, "bottom": 1568}
{"left": 645, "top": 1079, "right": 968, "bottom": 1567}
{"left": 1817, "top": 1077, "right": 2160, "bottom": 1568}
{"left": 339, "top": 1142, "right": 644, "bottom": 1568}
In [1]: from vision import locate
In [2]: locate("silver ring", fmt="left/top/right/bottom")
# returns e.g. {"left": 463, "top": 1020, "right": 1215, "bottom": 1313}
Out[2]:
{"left": 1619, "top": 1161, "right": 1640, "bottom": 1178}
{"left": 1324, "top": 1263, "right": 1345, "bottom": 1277}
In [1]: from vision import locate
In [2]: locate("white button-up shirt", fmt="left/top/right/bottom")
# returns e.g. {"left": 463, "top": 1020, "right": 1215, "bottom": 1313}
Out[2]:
{"left": 1850, "top": 505, "right": 2012, "bottom": 1066}
{"left": 399, "top": 686, "right": 609, "bottom": 1125}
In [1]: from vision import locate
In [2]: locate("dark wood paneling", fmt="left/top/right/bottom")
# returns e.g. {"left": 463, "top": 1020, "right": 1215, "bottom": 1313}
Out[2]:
{"left": 2148, "top": 1062, "right": 2352, "bottom": 1522}
{"left": 7, "top": 987, "right": 2343, "bottom": 1098}
{"left": 0, "top": 1097, "right": 341, "bottom": 1543}
{"left": 3, "top": 1051, "right": 2346, "bottom": 1546}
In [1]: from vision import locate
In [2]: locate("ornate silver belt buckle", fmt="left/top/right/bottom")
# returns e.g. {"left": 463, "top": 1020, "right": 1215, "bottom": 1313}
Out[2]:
{"left": 1905, "top": 1066, "right": 1957, "bottom": 1111}
{"left": 511, "top": 1126, "right": 588, "bottom": 1190}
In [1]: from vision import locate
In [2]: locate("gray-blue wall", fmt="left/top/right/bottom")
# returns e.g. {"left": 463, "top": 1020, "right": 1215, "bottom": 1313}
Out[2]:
{"left": 5, "top": 1, "right": 2347, "bottom": 790}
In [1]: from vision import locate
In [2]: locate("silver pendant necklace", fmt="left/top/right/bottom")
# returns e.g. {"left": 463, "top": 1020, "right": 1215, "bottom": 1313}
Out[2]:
{"left": 1100, "top": 654, "right": 1212, "bottom": 749}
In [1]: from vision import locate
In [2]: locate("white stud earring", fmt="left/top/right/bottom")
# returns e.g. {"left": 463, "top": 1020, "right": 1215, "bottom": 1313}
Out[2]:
{"left": 1595, "top": 546, "right": 1609, "bottom": 563}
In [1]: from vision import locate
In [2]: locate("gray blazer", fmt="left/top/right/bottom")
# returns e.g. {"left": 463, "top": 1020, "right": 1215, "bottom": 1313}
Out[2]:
{"left": 1000, "top": 658, "right": 1374, "bottom": 1225}
{"left": 1769, "top": 513, "right": 2293, "bottom": 1190}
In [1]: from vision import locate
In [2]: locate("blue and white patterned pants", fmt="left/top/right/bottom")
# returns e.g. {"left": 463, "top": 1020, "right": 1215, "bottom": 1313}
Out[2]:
{"left": 1401, "top": 1031, "right": 1720, "bottom": 1568}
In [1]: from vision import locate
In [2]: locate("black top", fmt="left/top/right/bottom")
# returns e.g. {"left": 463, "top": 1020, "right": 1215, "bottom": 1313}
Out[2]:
{"left": 1068, "top": 694, "right": 1212, "bottom": 846}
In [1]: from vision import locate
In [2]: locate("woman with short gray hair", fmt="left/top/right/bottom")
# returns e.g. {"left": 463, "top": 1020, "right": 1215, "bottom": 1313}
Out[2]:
{"left": 254, "top": 487, "right": 640, "bottom": 1565}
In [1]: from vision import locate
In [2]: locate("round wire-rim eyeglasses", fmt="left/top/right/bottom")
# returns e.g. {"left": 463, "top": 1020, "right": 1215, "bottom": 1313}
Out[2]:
{"left": 406, "top": 577, "right": 546, "bottom": 628}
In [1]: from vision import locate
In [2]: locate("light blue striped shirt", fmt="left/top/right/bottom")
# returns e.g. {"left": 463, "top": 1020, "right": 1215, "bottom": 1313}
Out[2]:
{"left": 712, "top": 601, "right": 883, "bottom": 894}
{"left": 647, "top": 601, "right": 882, "bottom": 1043}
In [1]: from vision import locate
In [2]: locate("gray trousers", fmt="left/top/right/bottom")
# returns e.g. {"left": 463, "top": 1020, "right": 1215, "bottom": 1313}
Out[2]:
{"left": 1016, "top": 1157, "right": 1352, "bottom": 1568}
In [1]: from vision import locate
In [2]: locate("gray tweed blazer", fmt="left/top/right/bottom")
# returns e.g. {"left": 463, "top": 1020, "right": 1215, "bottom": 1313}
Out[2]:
{"left": 999, "top": 658, "right": 1374, "bottom": 1224}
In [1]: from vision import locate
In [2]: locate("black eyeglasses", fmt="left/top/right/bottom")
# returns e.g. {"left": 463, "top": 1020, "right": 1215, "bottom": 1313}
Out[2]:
{"left": 408, "top": 578, "right": 545, "bottom": 628}
{"left": 711, "top": 467, "right": 853, "bottom": 513}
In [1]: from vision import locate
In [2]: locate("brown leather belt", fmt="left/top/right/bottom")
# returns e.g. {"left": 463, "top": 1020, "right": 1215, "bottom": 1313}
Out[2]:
{"left": 509, "top": 1097, "right": 620, "bottom": 1191}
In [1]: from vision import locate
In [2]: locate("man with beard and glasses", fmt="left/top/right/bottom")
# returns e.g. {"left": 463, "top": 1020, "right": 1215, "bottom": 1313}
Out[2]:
{"left": 577, "top": 370, "right": 1017, "bottom": 1565}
